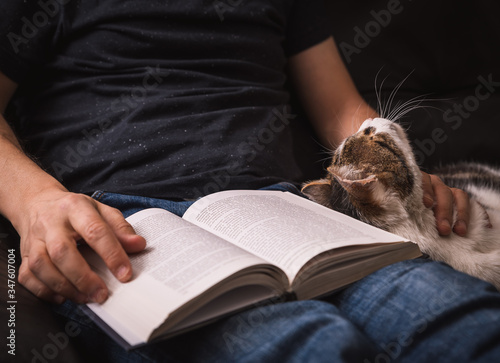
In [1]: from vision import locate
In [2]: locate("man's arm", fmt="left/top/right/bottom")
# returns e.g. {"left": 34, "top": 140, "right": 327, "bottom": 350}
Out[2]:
{"left": 0, "top": 71, "right": 145, "bottom": 304}
{"left": 288, "top": 37, "right": 471, "bottom": 236}
{"left": 288, "top": 37, "right": 377, "bottom": 148}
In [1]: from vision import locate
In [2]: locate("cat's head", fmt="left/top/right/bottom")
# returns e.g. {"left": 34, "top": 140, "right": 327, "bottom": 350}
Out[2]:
{"left": 302, "top": 118, "right": 424, "bottom": 229}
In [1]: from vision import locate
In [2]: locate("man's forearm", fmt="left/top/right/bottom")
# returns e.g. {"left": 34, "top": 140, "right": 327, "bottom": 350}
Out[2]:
{"left": 289, "top": 37, "right": 378, "bottom": 148}
{"left": 0, "top": 71, "right": 66, "bottom": 232}
{"left": 0, "top": 117, "right": 67, "bottom": 232}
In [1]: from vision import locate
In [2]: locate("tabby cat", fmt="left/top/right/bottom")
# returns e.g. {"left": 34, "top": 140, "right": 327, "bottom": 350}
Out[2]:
{"left": 302, "top": 118, "right": 500, "bottom": 290}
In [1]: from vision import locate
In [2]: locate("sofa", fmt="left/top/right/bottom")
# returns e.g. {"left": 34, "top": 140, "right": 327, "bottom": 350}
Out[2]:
{"left": 2, "top": 1, "right": 499, "bottom": 362}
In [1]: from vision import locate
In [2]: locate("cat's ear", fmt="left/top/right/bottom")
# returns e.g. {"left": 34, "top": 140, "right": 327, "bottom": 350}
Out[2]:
{"left": 301, "top": 179, "right": 333, "bottom": 208}
{"left": 333, "top": 174, "right": 379, "bottom": 204}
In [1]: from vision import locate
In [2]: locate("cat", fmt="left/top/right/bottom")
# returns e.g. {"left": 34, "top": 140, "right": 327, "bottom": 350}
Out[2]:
{"left": 302, "top": 117, "right": 500, "bottom": 291}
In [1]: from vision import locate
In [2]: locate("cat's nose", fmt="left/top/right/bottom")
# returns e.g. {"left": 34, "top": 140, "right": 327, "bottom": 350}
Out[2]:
{"left": 362, "top": 127, "right": 376, "bottom": 136}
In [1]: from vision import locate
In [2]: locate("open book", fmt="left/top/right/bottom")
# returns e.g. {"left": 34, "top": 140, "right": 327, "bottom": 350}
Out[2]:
{"left": 81, "top": 190, "right": 421, "bottom": 349}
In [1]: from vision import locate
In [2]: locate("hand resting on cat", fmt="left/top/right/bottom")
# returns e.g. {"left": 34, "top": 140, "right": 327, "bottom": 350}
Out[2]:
{"left": 302, "top": 118, "right": 500, "bottom": 290}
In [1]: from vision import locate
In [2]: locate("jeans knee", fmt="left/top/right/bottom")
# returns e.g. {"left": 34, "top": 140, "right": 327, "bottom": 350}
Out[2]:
{"left": 386, "top": 258, "right": 494, "bottom": 296}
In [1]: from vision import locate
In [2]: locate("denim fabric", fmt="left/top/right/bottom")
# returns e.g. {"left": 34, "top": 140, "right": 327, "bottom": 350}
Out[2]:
{"left": 91, "top": 182, "right": 303, "bottom": 219}
{"left": 52, "top": 183, "right": 500, "bottom": 362}
{"left": 91, "top": 190, "right": 195, "bottom": 219}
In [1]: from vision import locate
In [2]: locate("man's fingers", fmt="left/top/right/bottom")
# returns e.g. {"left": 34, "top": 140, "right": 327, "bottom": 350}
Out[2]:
{"left": 421, "top": 171, "right": 435, "bottom": 208}
{"left": 98, "top": 204, "right": 146, "bottom": 254}
{"left": 26, "top": 240, "right": 88, "bottom": 303}
{"left": 18, "top": 260, "right": 66, "bottom": 304}
{"left": 67, "top": 200, "right": 133, "bottom": 284}
{"left": 17, "top": 191, "right": 140, "bottom": 304}
{"left": 44, "top": 228, "right": 109, "bottom": 303}
{"left": 422, "top": 171, "right": 473, "bottom": 237}
{"left": 429, "top": 174, "right": 454, "bottom": 236}
{"left": 451, "top": 188, "right": 470, "bottom": 237}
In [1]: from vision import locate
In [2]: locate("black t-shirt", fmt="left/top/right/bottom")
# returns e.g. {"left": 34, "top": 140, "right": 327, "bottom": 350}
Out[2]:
{"left": 0, "top": 0, "right": 330, "bottom": 200}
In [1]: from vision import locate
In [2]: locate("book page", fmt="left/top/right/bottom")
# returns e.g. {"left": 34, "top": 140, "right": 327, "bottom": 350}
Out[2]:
{"left": 83, "top": 208, "right": 276, "bottom": 347}
{"left": 183, "top": 190, "right": 408, "bottom": 282}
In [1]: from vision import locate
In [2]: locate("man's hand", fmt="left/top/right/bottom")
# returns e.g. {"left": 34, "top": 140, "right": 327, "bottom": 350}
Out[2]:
{"left": 17, "top": 189, "right": 146, "bottom": 305}
{"left": 421, "top": 171, "right": 471, "bottom": 236}
{"left": 0, "top": 70, "right": 146, "bottom": 305}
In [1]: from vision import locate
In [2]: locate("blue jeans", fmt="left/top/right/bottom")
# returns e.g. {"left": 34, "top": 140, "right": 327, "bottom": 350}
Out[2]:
{"left": 54, "top": 183, "right": 500, "bottom": 362}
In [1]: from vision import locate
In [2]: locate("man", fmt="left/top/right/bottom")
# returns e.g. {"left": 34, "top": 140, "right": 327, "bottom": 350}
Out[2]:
{"left": 1, "top": 1, "right": 498, "bottom": 361}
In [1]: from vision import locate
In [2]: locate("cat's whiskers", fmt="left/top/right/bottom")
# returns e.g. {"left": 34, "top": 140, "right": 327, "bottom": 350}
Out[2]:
{"left": 386, "top": 95, "right": 428, "bottom": 121}
{"left": 374, "top": 69, "right": 389, "bottom": 118}
{"left": 318, "top": 151, "right": 335, "bottom": 164}
{"left": 382, "top": 72, "right": 413, "bottom": 118}
{"left": 373, "top": 70, "right": 440, "bottom": 123}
